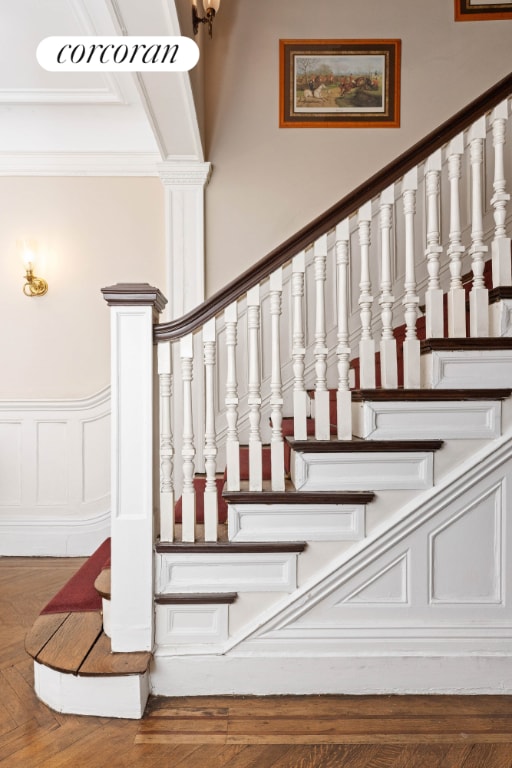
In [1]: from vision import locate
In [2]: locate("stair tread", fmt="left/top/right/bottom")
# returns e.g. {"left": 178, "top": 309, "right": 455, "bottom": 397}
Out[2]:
{"left": 155, "top": 592, "right": 238, "bottom": 604}
{"left": 420, "top": 337, "right": 512, "bottom": 353}
{"left": 34, "top": 611, "right": 103, "bottom": 674}
{"left": 287, "top": 437, "right": 444, "bottom": 452}
{"left": 26, "top": 611, "right": 151, "bottom": 676}
{"left": 223, "top": 480, "right": 374, "bottom": 504}
{"left": 352, "top": 388, "right": 512, "bottom": 402}
{"left": 94, "top": 567, "right": 111, "bottom": 600}
{"left": 78, "top": 633, "right": 151, "bottom": 677}
{"left": 156, "top": 539, "right": 307, "bottom": 554}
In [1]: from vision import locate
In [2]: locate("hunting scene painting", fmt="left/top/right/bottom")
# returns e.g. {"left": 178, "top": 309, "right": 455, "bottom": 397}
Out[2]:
{"left": 455, "top": 0, "right": 512, "bottom": 20}
{"left": 280, "top": 40, "right": 401, "bottom": 128}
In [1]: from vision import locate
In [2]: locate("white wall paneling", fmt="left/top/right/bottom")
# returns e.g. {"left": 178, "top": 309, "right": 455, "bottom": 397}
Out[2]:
{"left": 155, "top": 603, "right": 229, "bottom": 647}
{"left": 422, "top": 349, "right": 512, "bottom": 389}
{"left": 0, "top": 388, "right": 110, "bottom": 556}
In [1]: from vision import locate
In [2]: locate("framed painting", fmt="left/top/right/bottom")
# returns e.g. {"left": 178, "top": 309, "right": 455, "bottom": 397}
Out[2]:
{"left": 455, "top": 0, "right": 512, "bottom": 19}
{"left": 279, "top": 39, "right": 401, "bottom": 128}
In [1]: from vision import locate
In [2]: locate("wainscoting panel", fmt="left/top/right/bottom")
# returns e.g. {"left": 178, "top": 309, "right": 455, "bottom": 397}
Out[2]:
{"left": 0, "top": 388, "right": 111, "bottom": 556}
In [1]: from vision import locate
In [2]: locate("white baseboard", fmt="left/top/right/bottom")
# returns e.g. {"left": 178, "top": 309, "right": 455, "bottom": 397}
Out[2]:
{"left": 151, "top": 653, "right": 512, "bottom": 696}
{"left": 0, "top": 510, "right": 110, "bottom": 556}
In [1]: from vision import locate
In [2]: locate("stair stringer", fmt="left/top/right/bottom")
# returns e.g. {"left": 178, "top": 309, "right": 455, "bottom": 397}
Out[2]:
{"left": 151, "top": 429, "right": 512, "bottom": 696}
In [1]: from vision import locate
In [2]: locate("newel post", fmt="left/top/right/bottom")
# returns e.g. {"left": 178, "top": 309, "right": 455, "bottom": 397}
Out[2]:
{"left": 101, "top": 283, "right": 167, "bottom": 652}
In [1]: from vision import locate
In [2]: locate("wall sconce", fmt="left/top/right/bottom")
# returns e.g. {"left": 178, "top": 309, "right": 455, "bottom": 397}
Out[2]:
{"left": 20, "top": 241, "right": 48, "bottom": 297}
{"left": 192, "top": 0, "right": 220, "bottom": 38}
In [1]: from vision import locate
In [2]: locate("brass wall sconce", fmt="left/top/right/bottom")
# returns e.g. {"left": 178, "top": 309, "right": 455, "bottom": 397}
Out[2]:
{"left": 192, "top": 0, "right": 220, "bottom": 38}
{"left": 21, "top": 242, "right": 48, "bottom": 297}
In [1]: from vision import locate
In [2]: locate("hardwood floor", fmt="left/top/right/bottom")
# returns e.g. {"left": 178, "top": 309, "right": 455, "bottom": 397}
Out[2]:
{"left": 2, "top": 557, "right": 512, "bottom": 767}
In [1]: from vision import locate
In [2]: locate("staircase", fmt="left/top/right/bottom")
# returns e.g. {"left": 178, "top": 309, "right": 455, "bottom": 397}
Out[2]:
{"left": 29, "top": 73, "right": 512, "bottom": 718}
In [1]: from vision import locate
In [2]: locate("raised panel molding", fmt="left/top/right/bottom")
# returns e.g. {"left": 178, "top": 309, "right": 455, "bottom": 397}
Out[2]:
{"left": 423, "top": 350, "right": 512, "bottom": 389}
{"left": 352, "top": 400, "right": 501, "bottom": 440}
{"left": 236, "top": 435, "right": 512, "bottom": 659}
{"left": 340, "top": 553, "right": 409, "bottom": 605}
{"left": 0, "top": 387, "right": 111, "bottom": 556}
{"left": 429, "top": 483, "right": 503, "bottom": 604}
{"left": 155, "top": 604, "right": 229, "bottom": 647}
{"left": 290, "top": 450, "right": 434, "bottom": 491}
{"left": 156, "top": 552, "right": 298, "bottom": 594}
{"left": 228, "top": 502, "right": 365, "bottom": 542}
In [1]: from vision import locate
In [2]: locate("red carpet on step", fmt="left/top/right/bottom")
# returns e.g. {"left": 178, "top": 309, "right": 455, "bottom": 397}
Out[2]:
{"left": 40, "top": 538, "right": 111, "bottom": 614}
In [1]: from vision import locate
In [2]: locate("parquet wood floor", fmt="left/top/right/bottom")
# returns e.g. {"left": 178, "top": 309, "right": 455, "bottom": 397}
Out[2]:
{"left": 2, "top": 556, "right": 512, "bottom": 767}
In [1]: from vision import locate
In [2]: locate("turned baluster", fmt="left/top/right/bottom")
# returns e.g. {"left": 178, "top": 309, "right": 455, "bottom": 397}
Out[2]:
{"left": 180, "top": 334, "right": 196, "bottom": 542}
{"left": 158, "top": 341, "right": 174, "bottom": 542}
{"left": 424, "top": 150, "right": 444, "bottom": 338}
{"left": 292, "top": 252, "right": 307, "bottom": 441}
{"left": 447, "top": 134, "right": 467, "bottom": 338}
{"left": 379, "top": 186, "right": 398, "bottom": 388}
{"left": 203, "top": 319, "right": 218, "bottom": 541}
{"left": 468, "top": 116, "right": 489, "bottom": 337}
{"left": 335, "top": 219, "right": 352, "bottom": 439}
{"left": 224, "top": 302, "right": 240, "bottom": 491}
{"left": 402, "top": 168, "right": 420, "bottom": 388}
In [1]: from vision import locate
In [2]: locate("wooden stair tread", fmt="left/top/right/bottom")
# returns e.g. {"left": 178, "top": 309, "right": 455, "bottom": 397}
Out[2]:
{"left": 25, "top": 612, "right": 70, "bottom": 659}
{"left": 223, "top": 480, "right": 374, "bottom": 505}
{"left": 156, "top": 540, "right": 306, "bottom": 554}
{"left": 420, "top": 337, "right": 512, "bottom": 353}
{"left": 287, "top": 437, "right": 444, "bottom": 453}
{"left": 36, "top": 611, "right": 103, "bottom": 674}
{"left": 155, "top": 593, "right": 238, "bottom": 604}
{"left": 489, "top": 286, "right": 512, "bottom": 304}
{"left": 351, "top": 388, "right": 512, "bottom": 402}
{"left": 94, "top": 567, "right": 111, "bottom": 600}
{"left": 27, "top": 611, "right": 151, "bottom": 677}
{"left": 78, "top": 633, "right": 151, "bottom": 677}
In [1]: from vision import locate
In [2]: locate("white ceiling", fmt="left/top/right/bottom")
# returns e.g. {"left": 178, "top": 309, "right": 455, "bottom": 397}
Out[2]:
{"left": 0, "top": 0, "right": 203, "bottom": 171}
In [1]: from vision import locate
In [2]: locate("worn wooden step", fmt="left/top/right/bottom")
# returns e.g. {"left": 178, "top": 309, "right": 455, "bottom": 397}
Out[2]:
{"left": 154, "top": 593, "right": 238, "bottom": 604}
{"left": 351, "top": 388, "right": 512, "bottom": 401}
{"left": 94, "top": 567, "right": 111, "bottom": 600}
{"left": 26, "top": 611, "right": 151, "bottom": 676}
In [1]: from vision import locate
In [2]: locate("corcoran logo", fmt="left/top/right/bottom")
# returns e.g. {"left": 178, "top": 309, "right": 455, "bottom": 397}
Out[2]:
{"left": 37, "top": 36, "right": 199, "bottom": 72}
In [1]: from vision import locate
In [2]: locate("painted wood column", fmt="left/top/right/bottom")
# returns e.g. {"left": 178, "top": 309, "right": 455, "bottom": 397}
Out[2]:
{"left": 102, "top": 283, "right": 167, "bottom": 653}
{"left": 158, "top": 161, "right": 212, "bottom": 320}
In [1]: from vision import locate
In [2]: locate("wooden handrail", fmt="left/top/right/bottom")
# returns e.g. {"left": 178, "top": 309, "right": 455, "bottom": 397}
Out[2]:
{"left": 155, "top": 71, "right": 512, "bottom": 342}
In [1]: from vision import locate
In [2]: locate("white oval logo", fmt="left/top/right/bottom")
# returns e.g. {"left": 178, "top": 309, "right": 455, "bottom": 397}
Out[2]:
{"left": 36, "top": 36, "right": 199, "bottom": 72}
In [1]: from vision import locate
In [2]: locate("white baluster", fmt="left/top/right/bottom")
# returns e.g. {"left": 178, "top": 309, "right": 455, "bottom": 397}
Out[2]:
{"left": 247, "top": 286, "right": 262, "bottom": 491}
{"left": 424, "top": 151, "right": 444, "bottom": 338}
{"left": 270, "top": 269, "right": 285, "bottom": 490}
{"left": 224, "top": 302, "right": 240, "bottom": 491}
{"left": 358, "top": 202, "right": 376, "bottom": 389}
{"left": 292, "top": 252, "right": 307, "bottom": 441}
{"left": 379, "top": 186, "right": 398, "bottom": 388}
{"left": 447, "top": 134, "right": 467, "bottom": 338}
{"left": 335, "top": 220, "right": 352, "bottom": 439}
{"left": 314, "top": 234, "right": 330, "bottom": 440}
{"left": 402, "top": 168, "right": 421, "bottom": 388}
{"left": 158, "top": 341, "right": 174, "bottom": 542}
{"left": 180, "top": 334, "right": 196, "bottom": 542}
{"left": 491, "top": 100, "right": 511, "bottom": 287}
{"left": 203, "top": 319, "right": 218, "bottom": 541}
{"left": 469, "top": 116, "right": 489, "bottom": 337}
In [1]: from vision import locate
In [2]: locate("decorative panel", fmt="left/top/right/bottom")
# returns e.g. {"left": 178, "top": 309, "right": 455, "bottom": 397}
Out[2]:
{"left": 0, "top": 422, "right": 22, "bottom": 505}
{"left": 36, "top": 421, "right": 69, "bottom": 505}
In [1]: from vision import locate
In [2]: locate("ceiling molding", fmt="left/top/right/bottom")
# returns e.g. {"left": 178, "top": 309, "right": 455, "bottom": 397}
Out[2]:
{"left": 0, "top": 75, "right": 125, "bottom": 105}
{"left": 0, "top": 152, "right": 161, "bottom": 176}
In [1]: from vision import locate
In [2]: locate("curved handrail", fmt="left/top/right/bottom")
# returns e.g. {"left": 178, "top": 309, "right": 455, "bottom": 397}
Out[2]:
{"left": 155, "top": 71, "right": 512, "bottom": 342}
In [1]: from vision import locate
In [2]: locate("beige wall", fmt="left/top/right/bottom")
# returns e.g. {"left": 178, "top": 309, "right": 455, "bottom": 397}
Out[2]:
{"left": 0, "top": 177, "right": 165, "bottom": 399}
{"left": 203, "top": 0, "right": 512, "bottom": 296}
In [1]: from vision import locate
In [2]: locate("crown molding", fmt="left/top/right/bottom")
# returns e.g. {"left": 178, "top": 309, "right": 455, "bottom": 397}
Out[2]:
{"left": 0, "top": 152, "right": 162, "bottom": 176}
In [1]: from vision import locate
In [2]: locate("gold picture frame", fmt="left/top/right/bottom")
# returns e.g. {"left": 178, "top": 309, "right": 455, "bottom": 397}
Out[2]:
{"left": 455, "top": 0, "right": 512, "bottom": 20}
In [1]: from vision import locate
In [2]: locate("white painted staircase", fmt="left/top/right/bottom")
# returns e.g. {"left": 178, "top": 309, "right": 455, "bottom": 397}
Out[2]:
{"left": 29, "top": 72, "right": 512, "bottom": 718}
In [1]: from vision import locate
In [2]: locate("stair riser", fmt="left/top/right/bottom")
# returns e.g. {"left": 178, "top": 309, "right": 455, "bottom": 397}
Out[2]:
{"left": 228, "top": 503, "right": 366, "bottom": 542}
{"left": 352, "top": 401, "right": 501, "bottom": 440}
{"left": 290, "top": 451, "right": 434, "bottom": 491}
{"left": 422, "top": 349, "right": 512, "bottom": 388}
{"left": 155, "top": 603, "right": 229, "bottom": 648}
{"left": 156, "top": 552, "right": 298, "bottom": 593}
